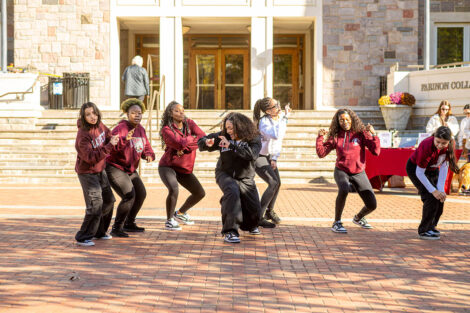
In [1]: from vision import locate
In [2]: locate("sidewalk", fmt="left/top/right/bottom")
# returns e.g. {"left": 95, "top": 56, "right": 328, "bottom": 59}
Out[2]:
{"left": 0, "top": 183, "right": 469, "bottom": 312}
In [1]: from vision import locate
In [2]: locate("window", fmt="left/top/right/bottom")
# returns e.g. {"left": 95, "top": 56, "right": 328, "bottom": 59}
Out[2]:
{"left": 434, "top": 24, "right": 470, "bottom": 65}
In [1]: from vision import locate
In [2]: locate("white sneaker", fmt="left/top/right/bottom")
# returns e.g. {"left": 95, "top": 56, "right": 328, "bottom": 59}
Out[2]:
{"left": 76, "top": 240, "right": 95, "bottom": 246}
{"left": 174, "top": 211, "right": 195, "bottom": 225}
{"left": 331, "top": 221, "right": 347, "bottom": 233}
{"left": 165, "top": 218, "right": 182, "bottom": 231}
{"left": 93, "top": 234, "right": 112, "bottom": 240}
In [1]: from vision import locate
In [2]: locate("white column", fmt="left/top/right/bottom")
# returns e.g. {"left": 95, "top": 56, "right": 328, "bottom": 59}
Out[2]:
{"left": 424, "top": 0, "right": 430, "bottom": 70}
{"left": 314, "top": 15, "right": 323, "bottom": 109}
{"left": 110, "top": 14, "right": 120, "bottom": 110}
{"left": 160, "top": 16, "right": 183, "bottom": 110}
{"left": 250, "top": 16, "right": 273, "bottom": 109}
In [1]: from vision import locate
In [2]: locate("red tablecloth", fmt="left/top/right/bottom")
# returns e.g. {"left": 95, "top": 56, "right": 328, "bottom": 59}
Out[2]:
{"left": 365, "top": 148, "right": 462, "bottom": 194}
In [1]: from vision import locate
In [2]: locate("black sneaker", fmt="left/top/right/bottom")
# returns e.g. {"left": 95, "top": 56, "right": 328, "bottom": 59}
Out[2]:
{"left": 259, "top": 218, "right": 276, "bottom": 228}
{"left": 265, "top": 210, "right": 281, "bottom": 224}
{"left": 249, "top": 227, "right": 261, "bottom": 235}
{"left": 110, "top": 228, "right": 129, "bottom": 238}
{"left": 430, "top": 228, "right": 440, "bottom": 235}
{"left": 419, "top": 231, "right": 440, "bottom": 240}
{"left": 224, "top": 232, "right": 241, "bottom": 243}
{"left": 123, "top": 222, "right": 145, "bottom": 232}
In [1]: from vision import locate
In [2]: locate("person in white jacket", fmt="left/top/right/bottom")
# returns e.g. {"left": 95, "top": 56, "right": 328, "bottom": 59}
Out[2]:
{"left": 458, "top": 104, "right": 470, "bottom": 161}
{"left": 253, "top": 97, "right": 291, "bottom": 227}
{"left": 426, "top": 100, "right": 459, "bottom": 137}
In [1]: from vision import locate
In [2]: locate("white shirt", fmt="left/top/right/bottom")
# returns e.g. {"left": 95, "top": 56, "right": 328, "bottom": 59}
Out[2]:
{"left": 258, "top": 113, "right": 288, "bottom": 161}
{"left": 426, "top": 114, "right": 459, "bottom": 137}
{"left": 458, "top": 116, "right": 470, "bottom": 149}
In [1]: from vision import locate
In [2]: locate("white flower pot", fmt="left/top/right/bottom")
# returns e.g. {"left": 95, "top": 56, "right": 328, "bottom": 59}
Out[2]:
{"left": 379, "top": 105, "right": 412, "bottom": 130}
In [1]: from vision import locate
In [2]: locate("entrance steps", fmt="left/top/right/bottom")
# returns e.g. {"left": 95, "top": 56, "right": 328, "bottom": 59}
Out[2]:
{"left": 0, "top": 109, "right": 386, "bottom": 184}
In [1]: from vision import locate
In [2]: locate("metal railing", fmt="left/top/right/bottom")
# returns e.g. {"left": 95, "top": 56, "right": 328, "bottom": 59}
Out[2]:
{"left": 391, "top": 61, "right": 470, "bottom": 72}
{"left": 0, "top": 75, "right": 41, "bottom": 102}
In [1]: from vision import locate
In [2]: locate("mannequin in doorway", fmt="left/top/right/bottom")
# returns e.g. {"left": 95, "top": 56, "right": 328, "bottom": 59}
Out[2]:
{"left": 122, "top": 55, "right": 150, "bottom": 101}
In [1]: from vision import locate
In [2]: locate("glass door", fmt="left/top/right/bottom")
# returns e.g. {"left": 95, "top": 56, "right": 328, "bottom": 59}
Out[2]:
{"left": 190, "top": 49, "right": 218, "bottom": 109}
{"left": 273, "top": 48, "right": 299, "bottom": 109}
{"left": 222, "top": 49, "right": 249, "bottom": 110}
{"left": 135, "top": 35, "right": 159, "bottom": 95}
{"left": 189, "top": 48, "right": 249, "bottom": 109}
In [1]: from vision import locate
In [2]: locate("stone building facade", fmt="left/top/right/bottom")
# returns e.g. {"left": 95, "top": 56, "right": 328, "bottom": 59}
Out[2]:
{"left": 5, "top": 0, "right": 470, "bottom": 110}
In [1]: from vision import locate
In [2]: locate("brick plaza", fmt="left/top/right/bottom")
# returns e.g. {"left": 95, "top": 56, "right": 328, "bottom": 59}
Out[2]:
{"left": 0, "top": 183, "right": 469, "bottom": 312}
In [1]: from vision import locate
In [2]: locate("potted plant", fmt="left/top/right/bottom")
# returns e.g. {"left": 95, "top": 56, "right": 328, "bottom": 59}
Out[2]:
{"left": 378, "top": 92, "right": 415, "bottom": 130}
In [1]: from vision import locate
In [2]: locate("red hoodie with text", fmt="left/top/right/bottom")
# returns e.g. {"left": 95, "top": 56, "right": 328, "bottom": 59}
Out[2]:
{"left": 106, "top": 120, "right": 155, "bottom": 174}
{"left": 316, "top": 129, "right": 381, "bottom": 174}
{"left": 159, "top": 119, "right": 206, "bottom": 174}
{"left": 75, "top": 120, "right": 114, "bottom": 174}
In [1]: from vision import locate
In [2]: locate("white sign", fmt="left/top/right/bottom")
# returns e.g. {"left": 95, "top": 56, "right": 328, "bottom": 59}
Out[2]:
{"left": 418, "top": 132, "right": 431, "bottom": 145}
{"left": 378, "top": 132, "right": 392, "bottom": 148}
{"left": 52, "top": 82, "right": 63, "bottom": 95}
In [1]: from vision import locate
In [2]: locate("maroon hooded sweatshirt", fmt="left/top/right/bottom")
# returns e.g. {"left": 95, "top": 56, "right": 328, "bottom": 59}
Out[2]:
{"left": 159, "top": 119, "right": 206, "bottom": 174}
{"left": 316, "top": 129, "right": 380, "bottom": 174}
{"left": 75, "top": 120, "right": 114, "bottom": 174}
{"left": 106, "top": 120, "right": 155, "bottom": 174}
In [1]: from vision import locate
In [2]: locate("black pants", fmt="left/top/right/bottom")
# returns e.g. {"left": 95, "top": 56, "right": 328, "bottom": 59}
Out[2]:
{"left": 106, "top": 164, "right": 147, "bottom": 230}
{"left": 216, "top": 171, "right": 261, "bottom": 236}
{"left": 255, "top": 155, "right": 281, "bottom": 218}
{"left": 333, "top": 167, "right": 377, "bottom": 222}
{"left": 158, "top": 166, "right": 206, "bottom": 220}
{"left": 406, "top": 160, "right": 444, "bottom": 234}
{"left": 75, "top": 171, "right": 115, "bottom": 242}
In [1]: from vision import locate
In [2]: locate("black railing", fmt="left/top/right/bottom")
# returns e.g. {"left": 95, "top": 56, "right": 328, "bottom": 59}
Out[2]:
{"left": 379, "top": 76, "right": 387, "bottom": 97}
{"left": 48, "top": 73, "right": 90, "bottom": 109}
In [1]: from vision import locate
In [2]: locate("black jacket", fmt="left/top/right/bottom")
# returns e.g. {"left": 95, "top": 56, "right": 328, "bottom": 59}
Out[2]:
{"left": 198, "top": 132, "right": 261, "bottom": 180}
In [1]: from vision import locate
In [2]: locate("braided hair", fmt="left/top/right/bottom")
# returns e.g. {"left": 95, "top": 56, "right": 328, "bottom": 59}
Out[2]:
{"left": 253, "top": 97, "right": 274, "bottom": 127}
{"left": 159, "top": 101, "right": 191, "bottom": 149}
{"left": 327, "top": 108, "right": 365, "bottom": 140}
{"left": 434, "top": 126, "right": 460, "bottom": 174}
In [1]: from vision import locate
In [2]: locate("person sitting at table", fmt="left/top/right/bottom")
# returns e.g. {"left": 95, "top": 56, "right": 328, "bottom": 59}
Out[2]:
{"left": 406, "top": 126, "right": 460, "bottom": 240}
{"left": 426, "top": 100, "right": 459, "bottom": 137}
{"left": 316, "top": 108, "right": 381, "bottom": 234}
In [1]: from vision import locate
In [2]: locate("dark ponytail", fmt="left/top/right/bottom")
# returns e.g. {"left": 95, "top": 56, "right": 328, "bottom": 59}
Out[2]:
{"left": 434, "top": 126, "right": 459, "bottom": 174}
{"left": 253, "top": 97, "right": 273, "bottom": 127}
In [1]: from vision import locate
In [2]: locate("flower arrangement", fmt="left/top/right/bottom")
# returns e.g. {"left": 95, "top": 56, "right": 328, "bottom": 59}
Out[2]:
{"left": 378, "top": 92, "right": 415, "bottom": 106}
{"left": 389, "top": 92, "right": 403, "bottom": 104}
{"left": 378, "top": 95, "right": 391, "bottom": 105}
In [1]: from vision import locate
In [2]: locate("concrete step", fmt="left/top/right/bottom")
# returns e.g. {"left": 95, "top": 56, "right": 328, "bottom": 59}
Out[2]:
{"left": 0, "top": 173, "right": 333, "bottom": 184}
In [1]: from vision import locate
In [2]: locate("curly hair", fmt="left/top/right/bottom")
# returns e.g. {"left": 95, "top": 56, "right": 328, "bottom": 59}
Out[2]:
{"left": 327, "top": 108, "right": 365, "bottom": 139}
{"left": 253, "top": 97, "right": 274, "bottom": 127}
{"left": 222, "top": 112, "right": 259, "bottom": 142}
{"left": 159, "top": 101, "right": 190, "bottom": 149}
{"left": 121, "top": 98, "right": 146, "bottom": 114}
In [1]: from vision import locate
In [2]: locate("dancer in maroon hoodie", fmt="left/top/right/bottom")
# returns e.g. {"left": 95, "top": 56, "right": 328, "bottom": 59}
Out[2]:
{"left": 75, "top": 102, "right": 119, "bottom": 246}
{"left": 106, "top": 98, "right": 155, "bottom": 237}
{"left": 159, "top": 101, "right": 206, "bottom": 230}
{"left": 316, "top": 108, "right": 380, "bottom": 233}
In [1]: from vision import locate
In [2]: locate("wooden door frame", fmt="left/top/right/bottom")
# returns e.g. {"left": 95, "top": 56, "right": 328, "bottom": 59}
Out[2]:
{"left": 221, "top": 48, "right": 250, "bottom": 110}
{"left": 189, "top": 49, "right": 219, "bottom": 109}
{"left": 273, "top": 48, "right": 299, "bottom": 110}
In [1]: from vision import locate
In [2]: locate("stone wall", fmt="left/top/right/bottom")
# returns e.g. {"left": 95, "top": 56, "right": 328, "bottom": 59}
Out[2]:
{"left": 13, "top": 0, "right": 110, "bottom": 107}
{"left": 322, "top": 0, "right": 419, "bottom": 107}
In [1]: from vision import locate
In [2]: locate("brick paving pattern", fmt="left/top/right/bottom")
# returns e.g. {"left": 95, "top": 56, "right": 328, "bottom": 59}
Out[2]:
{"left": 0, "top": 184, "right": 469, "bottom": 312}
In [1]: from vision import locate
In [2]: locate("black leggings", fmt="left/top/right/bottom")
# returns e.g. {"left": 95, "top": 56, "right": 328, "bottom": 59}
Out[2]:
{"left": 333, "top": 167, "right": 377, "bottom": 222}
{"left": 158, "top": 166, "right": 206, "bottom": 220}
{"left": 255, "top": 155, "right": 281, "bottom": 217}
{"left": 406, "top": 160, "right": 443, "bottom": 234}
{"left": 106, "top": 164, "right": 147, "bottom": 229}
